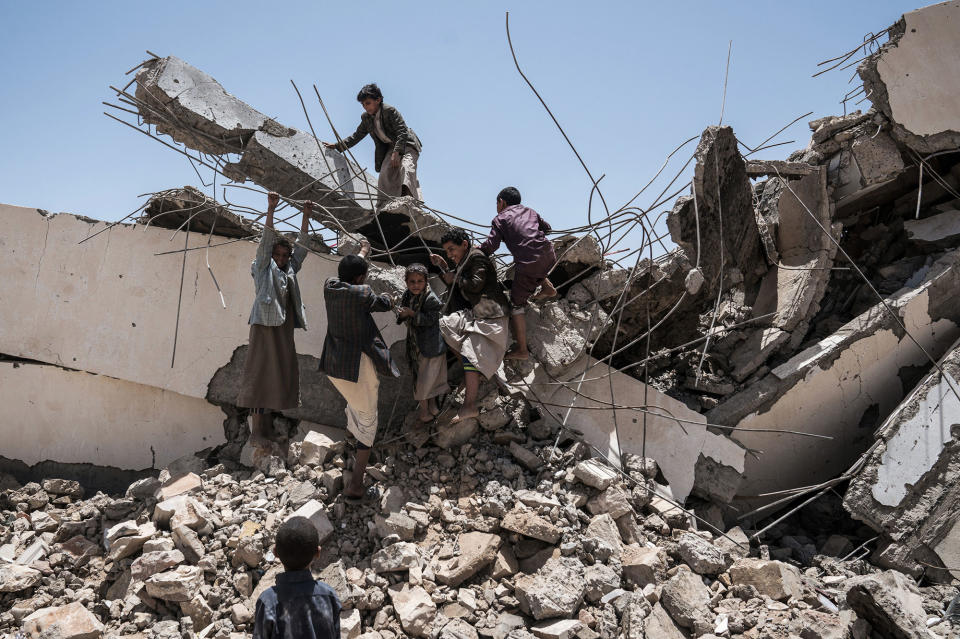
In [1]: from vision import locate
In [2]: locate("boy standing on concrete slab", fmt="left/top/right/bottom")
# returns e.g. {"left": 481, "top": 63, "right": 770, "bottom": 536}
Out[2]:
{"left": 479, "top": 186, "right": 557, "bottom": 360}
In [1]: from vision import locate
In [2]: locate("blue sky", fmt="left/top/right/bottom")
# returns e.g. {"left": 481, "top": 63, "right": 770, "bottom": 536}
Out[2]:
{"left": 0, "top": 1, "right": 920, "bottom": 252}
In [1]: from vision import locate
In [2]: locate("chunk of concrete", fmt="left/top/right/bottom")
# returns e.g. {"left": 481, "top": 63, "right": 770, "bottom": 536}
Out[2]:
{"left": 144, "top": 565, "right": 204, "bottom": 602}
{"left": 372, "top": 542, "right": 420, "bottom": 573}
{"left": 287, "top": 500, "right": 334, "bottom": 544}
{"left": 436, "top": 531, "right": 501, "bottom": 586}
{"left": 677, "top": 533, "right": 726, "bottom": 575}
{"left": 660, "top": 569, "right": 712, "bottom": 631}
{"left": 904, "top": 210, "right": 960, "bottom": 247}
{"left": 23, "top": 602, "right": 104, "bottom": 639}
{"left": 300, "top": 430, "right": 340, "bottom": 466}
{"left": 501, "top": 507, "right": 561, "bottom": 544}
{"left": 843, "top": 337, "right": 960, "bottom": 582}
{"left": 859, "top": 2, "right": 960, "bottom": 153}
{"left": 573, "top": 459, "right": 618, "bottom": 490}
{"left": 643, "top": 603, "right": 688, "bottom": 639}
{"left": 0, "top": 564, "right": 42, "bottom": 592}
{"left": 846, "top": 570, "right": 928, "bottom": 639}
{"left": 728, "top": 558, "right": 803, "bottom": 601}
{"left": 712, "top": 246, "right": 960, "bottom": 507}
{"left": 667, "top": 126, "right": 766, "bottom": 301}
{"left": 514, "top": 557, "right": 586, "bottom": 620}
{"left": 388, "top": 583, "right": 437, "bottom": 638}
{"left": 620, "top": 545, "right": 664, "bottom": 587}
{"left": 142, "top": 186, "right": 255, "bottom": 238}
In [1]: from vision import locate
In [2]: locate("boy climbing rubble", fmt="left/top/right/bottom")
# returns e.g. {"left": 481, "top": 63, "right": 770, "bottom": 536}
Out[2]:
{"left": 479, "top": 186, "right": 557, "bottom": 360}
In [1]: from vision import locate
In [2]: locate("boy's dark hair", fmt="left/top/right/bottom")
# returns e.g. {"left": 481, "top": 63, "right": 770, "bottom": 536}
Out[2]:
{"left": 273, "top": 236, "right": 294, "bottom": 253}
{"left": 439, "top": 228, "right": 471, "bottom": 247}
{"left": 405, "top": 263, "right": 428, "bottom": 279}
{"left": 339, "top": 254, "right": 369, "bottom": 283}
{"left": 274, "top": 516, "right": 319, "bottom": 571}
{"left": 357, "top": 83, "right": 383, "bottom": 102}
{"left": 497, "top": 187, "right": 522, "bottom": 206}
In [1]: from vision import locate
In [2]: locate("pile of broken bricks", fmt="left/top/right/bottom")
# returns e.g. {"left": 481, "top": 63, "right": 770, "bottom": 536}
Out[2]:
{"left": 2, "top": 2, "right": 960, "bottom": 638}
{"left": 1, "top": 417, "right": 956, "bottom": 639}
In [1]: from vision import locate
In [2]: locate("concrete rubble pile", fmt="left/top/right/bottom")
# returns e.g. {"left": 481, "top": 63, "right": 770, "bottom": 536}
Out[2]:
{"left": 1, "top": 2, "right": 960, "bottom": 637}
{"left": 1, "top": 418, "right": 956, "bottom": 639}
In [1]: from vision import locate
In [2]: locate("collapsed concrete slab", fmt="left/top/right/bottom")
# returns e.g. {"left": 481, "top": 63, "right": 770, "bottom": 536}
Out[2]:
{"left": 133, "top": 56, "right": 448, "bottom": 253}
{"left": 667, "top": 126, "right": 767, "bottom": 300}
{"left": 750, "top": 168, "right": 840, "bottom": 360}
{"left": 711, "top": 246, "right": 960, "bottom": 506}
{"left": 843, "top": 337, "right": 960, "bottom": 583}
{"left": 859, "top": 1, "right": 960, "bottom": 154}
{"left": 142, "top": 186, "right": 256, "bottom": 239}
{"left": 0, "top": 361, "right": 225, "bottom": 472}
{"left": 521, "top": 355, "right": 746, "bottom": 504}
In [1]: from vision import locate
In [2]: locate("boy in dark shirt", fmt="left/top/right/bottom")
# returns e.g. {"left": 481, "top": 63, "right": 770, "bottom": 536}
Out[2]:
{"left": 479, "top": 186, "right": 557, "bottom": 360}
{"left": 253, "top": 517, "right": 341, "bottom": 639}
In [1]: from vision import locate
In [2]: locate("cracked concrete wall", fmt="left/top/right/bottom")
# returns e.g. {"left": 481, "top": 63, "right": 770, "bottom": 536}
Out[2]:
{"left": 0, "top": 361, "right": 225, "bottom": 471}
{"left": 521, "top": 355, "right": 746, "bottom": 504}
{"left": 859, "top": 1, "right": 960, "bottom": 153}
{"left": 0, "top": 202, "right": 404, "bottom": 402}
{"left": 844, "top": 337, "right": 960, "bottom": 582}
{"left": 714, "top": 247, "right": 960, "bottom": 507}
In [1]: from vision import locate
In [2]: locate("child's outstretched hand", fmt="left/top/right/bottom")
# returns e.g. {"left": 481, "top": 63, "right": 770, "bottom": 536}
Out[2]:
{"left": 429, "top": 253, "right": 447, "bottom": 269}
{"left": 397, "top": 307, "right": 415, "bottom": 319}
{"left": 267, "top": 191, "right": 280, "bottom": 209}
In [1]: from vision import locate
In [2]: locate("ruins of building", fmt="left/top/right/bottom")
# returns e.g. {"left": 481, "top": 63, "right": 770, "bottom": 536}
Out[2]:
{"left": 2, "top": 1, "right": 960, "bottom": 637}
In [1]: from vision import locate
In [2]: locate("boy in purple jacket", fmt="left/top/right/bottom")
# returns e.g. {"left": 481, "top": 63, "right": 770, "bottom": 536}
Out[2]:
{"left": 479, "top": 186, "right": 557, "bottom": 360}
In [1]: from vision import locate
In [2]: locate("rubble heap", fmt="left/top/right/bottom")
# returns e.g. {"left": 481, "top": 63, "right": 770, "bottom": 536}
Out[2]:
{"left": 1, "top": 411, "right": 956, "bottom": 639}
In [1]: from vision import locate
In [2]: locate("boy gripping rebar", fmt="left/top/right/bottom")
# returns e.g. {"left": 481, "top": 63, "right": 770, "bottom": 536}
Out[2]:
{"left": 236, "top": 192, "right": 312, "bottom": 453}
{"left": 479, "top": 186, "right": 557, "bottom": 360}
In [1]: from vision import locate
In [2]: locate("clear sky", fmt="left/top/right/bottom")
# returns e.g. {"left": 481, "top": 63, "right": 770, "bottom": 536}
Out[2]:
{"left": 0, "top": 1, "right": 921, "bottom": 253}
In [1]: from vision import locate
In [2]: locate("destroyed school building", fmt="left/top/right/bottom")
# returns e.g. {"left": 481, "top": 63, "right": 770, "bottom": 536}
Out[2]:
{"left": 1, "top": 2, "right": 959, "bottom": 638}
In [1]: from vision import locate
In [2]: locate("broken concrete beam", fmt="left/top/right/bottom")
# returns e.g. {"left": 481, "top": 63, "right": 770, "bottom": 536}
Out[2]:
{"left": 859, "top": 1, "right": 960, "bottom": 154}
{"left": 0, "top": 361, "right": 225, "bottom": 473}
{"left": 904, "top": 210, "right": 960, "bottom": 248}
{"left": 749, "top": 166, "right": 839, "bottom": 368}
{"left": 667, "top": 126, "right": 767, "bottom": 300}
{"left": 142, "top": 186, "right": 256, "bottom": 239}
{"left": 744, "top": 160, "right": 815, "bottom": 178}
{"left": 133, "top": 56, "right": 448, "bottom": 253}
{"left": 843, "top": 336, "right": 960, "bottom": 583}
{"left": 521, "top": 354, "right": 745, "bottom": 504}
{"left": 711, "top": 245, "right": 960, "bottom": 510}
{"left": 0, "top": 202, "right": 404, "bottom": 405}
{"left": 135, "top": 56, "right": 273, "bottom": 155}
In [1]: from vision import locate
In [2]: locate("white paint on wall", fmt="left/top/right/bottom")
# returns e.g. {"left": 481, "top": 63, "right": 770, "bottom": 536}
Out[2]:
{"left": 0, "top": 361, "right": 226, "bottom": 470}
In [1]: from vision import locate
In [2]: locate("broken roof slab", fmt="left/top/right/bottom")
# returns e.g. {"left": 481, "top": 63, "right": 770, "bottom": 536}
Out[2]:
{"left": 520, "top": 355, "right": 746, "bottom": 504}
{"left": 712, "top": 246, "right": 960, "bottom": 508}
{"left": 860, "top": 1, "right": 960, "bottom": 153}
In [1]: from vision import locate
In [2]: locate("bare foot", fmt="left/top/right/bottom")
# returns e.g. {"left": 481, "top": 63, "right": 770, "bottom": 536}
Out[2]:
{"left": 504, "top": 348, "right": 530, "bottom": 361}
{"left": 531, "top": 282, "right": 557, "bottom": 301}
{"left": 418, "top": 408, "right": 434, "bottom": 423}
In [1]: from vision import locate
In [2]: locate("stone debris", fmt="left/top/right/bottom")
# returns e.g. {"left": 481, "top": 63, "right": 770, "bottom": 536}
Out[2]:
{"left": 4, "top": 4, "right": 960, "bottom": 639}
